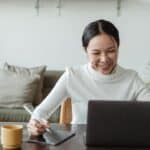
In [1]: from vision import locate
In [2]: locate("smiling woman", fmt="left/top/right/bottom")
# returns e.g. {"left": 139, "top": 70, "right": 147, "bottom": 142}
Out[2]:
{"left": 82, "top": 20, "right": 119, "bottom": 75}
{"left": 27, "top": 19, "right": 150, "bottom": 136}
{"left": 86, "top": 34, "right": 118, "bottom": 74}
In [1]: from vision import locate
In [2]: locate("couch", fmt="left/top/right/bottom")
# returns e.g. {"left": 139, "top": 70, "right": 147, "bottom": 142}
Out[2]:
{"left": 0, "top": 70, "right": 64, "bottom": 122}
{"left": 1, "top": 62, "right": 149, "bottom": 123}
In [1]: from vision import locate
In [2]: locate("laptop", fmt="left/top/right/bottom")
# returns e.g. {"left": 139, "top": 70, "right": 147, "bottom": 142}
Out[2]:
{"left": 86, "top": 100, "right": 150, "bottom": 147}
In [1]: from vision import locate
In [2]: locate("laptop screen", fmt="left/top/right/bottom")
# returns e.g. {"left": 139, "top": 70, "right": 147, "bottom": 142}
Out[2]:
{"left": 86, "top": 100, "right": 150, "bottom": 147}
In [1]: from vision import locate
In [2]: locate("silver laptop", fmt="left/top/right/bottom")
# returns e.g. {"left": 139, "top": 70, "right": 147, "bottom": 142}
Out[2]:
{"left": 86, "top": 100, "right": 150, "bottom": 147}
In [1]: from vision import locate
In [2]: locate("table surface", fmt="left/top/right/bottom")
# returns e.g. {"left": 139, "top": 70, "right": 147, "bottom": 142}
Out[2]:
{"left": 0, "top": 122, "right": 150, "bottom": 150}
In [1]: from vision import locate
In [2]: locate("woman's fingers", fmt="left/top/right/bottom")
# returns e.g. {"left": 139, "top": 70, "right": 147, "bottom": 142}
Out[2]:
{"left": 40, "top": 119, "right": 50, "bottom": 128}
{"left": 27, "top": 118, "right": 49, "bottom": 136}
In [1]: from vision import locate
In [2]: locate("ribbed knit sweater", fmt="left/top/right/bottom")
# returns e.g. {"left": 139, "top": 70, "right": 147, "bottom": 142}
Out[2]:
{"left": 32, "top": 64, "right": 150, "bottom": 124}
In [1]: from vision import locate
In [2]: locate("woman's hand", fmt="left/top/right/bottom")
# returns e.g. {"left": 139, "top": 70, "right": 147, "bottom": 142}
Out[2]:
{"left": 27, "top": 118, "right": 50, "bottom": 136}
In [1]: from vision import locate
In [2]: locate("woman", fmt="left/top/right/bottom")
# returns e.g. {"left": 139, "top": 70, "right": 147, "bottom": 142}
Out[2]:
{"left": 28, "top": 19, "right": 150, "bottom": 135}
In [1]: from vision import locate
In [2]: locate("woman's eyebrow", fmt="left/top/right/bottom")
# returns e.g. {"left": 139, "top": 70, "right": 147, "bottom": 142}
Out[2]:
{"left": 91, "top": 49, "right": 101, "bottom": 52}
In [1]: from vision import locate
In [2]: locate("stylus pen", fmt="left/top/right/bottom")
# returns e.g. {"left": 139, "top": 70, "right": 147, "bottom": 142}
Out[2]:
{"left": 23, "top": 105, "right": 54, "bottom": 134}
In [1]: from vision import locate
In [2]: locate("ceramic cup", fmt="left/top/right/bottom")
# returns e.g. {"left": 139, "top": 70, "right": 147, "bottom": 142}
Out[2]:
{"left": 1, "top": 124, "right": 23, "bottom": 149}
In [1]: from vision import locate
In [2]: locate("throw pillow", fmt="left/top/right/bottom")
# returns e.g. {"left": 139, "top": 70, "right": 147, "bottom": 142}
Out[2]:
{"left": 0, "top": 69, "right": 40, "bottom": 108}
{"left": 3, "top": 63, "right": 46, "bottom": 105}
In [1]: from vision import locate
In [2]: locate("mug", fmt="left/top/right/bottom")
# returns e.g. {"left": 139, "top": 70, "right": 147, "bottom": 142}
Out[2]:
{"left": 1, "top": 124, "right": 23, "bottom": 149}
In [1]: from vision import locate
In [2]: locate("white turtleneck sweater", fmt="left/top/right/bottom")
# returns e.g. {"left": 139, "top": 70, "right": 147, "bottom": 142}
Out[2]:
{"left": 32, "top": 64, "right": 150, "bottom": 124}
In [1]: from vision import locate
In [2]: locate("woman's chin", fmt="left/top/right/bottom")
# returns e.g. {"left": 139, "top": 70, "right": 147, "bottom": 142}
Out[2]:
{"left": 98, "top": 68, "right": 112, "bottom": 75}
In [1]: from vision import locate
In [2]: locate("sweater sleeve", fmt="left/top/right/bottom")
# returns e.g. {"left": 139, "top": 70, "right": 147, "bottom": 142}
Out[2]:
{"left": 134, "top": 73, "right": 150, "bottom": 101}
{"left": 31, "top": 70, "right": 69, "bottom": 120}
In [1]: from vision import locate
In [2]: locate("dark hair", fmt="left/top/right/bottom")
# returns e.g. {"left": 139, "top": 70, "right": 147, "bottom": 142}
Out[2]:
{"left": 82, "top": 19, "right": 120, "bottom": 50}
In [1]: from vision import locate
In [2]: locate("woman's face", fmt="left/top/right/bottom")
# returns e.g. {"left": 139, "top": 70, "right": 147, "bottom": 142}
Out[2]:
{"left": 86, "top": 33, "right": 119, "bottom": 75}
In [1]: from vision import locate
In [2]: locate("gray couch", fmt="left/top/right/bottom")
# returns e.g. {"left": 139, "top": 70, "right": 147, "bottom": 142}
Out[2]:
{"left": 0, "top": 70, "right": 63, "bottom": 122}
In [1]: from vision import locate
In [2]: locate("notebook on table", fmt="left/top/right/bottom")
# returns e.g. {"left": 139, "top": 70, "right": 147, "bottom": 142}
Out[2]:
{"left": 28, "top": 125, "right": 75, "bottom": 146}
{"left": 23, "top": 104, "right": 75, "bottom": 146}
{"left": 86, "top": 100, "right": 150, "bottom": 147}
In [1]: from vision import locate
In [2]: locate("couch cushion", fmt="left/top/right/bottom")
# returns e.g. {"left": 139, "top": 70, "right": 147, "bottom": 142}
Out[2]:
{"left": 3, "top": 63, "right": 46, "bottom": 105}
{"left": 43, "top": 70, "right": 63, "bottom": 98}
{"left": 0, "top": 69, "right": 41, "bottom": 108}
{"left": 0, "top": 107, "right": 60, "bottom": 123}
{"left": 0, "top": 108, "right": 31, "bottom": 122}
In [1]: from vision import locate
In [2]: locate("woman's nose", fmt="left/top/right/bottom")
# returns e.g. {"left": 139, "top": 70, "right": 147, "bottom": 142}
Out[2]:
{"left": 100, "top": 53, "right": 107, "bottom": 62}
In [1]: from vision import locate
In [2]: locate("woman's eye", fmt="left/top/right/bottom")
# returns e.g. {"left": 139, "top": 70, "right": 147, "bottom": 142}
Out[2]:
{"left": 108, "top": 49, "right": 116, "bottom": 53}
{"left": 92, "top": 53, "right": 100, "bottom": 55}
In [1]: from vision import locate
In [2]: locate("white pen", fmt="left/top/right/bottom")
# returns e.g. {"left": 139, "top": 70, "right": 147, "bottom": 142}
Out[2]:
{"left": 23, "top": 104, "right": 53, "bottom": 134}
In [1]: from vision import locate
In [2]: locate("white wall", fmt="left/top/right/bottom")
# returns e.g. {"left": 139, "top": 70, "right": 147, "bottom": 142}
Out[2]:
{"left": 0, "top": 0, "right": 150, "bottom": 71}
